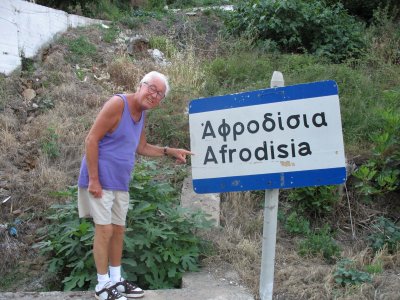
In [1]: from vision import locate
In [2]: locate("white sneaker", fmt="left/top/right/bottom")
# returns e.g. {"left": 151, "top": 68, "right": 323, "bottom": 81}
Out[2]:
{"left": 113, "top": 278, "right": 144, "bottom": 298}
{"left": 95, "top": 281, "right": 127, "bottom": 300}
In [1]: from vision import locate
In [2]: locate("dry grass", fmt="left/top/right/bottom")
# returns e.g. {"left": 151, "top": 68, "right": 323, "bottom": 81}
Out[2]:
{"left": 108, "top": 56, "right": 155, "bottom": 92}
{"left": 163, "top": 45, "right": 206, "bottom": 100}
{"left": 0, "top": 230, "right": 25, "bottom": 274}
{"left": 0, "top": 124, "right": 19, "bottom": 156}
{"left": 205, "top": 190, "right": 400, "bottom": 300}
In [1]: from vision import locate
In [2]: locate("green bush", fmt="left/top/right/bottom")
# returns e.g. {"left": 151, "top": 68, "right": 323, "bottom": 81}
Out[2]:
{"left": 284, "top": 211, "right": 311, "bottom": 235}
{"left": 287, "top": 185, "right": 340, "bottom": 216}
{"left": 324, "top": 0, "right": 400, "bottom": 23}
{"left": 224, "top": 0, "right": 366, "bottom": 62}
{"left": 368, "top": 217, "right": 400, "bottom": 254}
{"left": 34, "top": 161, "right": 212, "bottom": 291}
{"left": 124, "top": 160, "right": 213, "bottom": 289}
{"left": 334, "top": 258, "right": 372, "bottom": 286}
{"left": 298, "top": 225, "right": 341, "bottom": 262}
{"left": 33, "top": 189, "right": 96, "bottom": 291}
{"left": 353, "top": 97, "right": 400, "bottom": 199}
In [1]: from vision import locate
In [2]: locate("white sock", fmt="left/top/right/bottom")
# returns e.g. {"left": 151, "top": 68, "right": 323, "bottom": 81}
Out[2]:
{"left": 109, "top": 265, "right": 122, "bottom": 283}
{"left": 96, "top": 273, "right": 110, "bottom": 291}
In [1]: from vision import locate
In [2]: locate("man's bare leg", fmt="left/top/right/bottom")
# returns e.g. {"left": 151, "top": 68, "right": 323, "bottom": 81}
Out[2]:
{"left": 109, "top": 224, "right": 125, "bottom": 267}
{"left": 94, "top": 224, "right": 114, "bottom": 275}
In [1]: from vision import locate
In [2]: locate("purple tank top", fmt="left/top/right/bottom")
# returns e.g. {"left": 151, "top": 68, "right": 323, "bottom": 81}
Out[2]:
{"left": 78, "top": 94, "right": 145, "bottom": 191}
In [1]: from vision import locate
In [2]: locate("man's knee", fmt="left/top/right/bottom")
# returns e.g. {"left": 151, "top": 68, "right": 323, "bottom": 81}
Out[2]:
{"left": 112, "top": 224, "right": 125, "bottom": 236}
{"left": 95, "top": 224, "right": 114, "bottom": 241}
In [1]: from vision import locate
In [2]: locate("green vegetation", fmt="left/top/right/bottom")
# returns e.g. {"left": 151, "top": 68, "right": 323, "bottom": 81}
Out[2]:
{"left": 334, "top": 259, "right": 372, "bottom": 286}
{"left": 149, "top": 36, "right": 178, "bottom": 59}
{"left": 100, "top": 24, "right": 120, "bottom": 43}
{"left": 298, "top": 225, "right": 341, "bottom": 262}
{"left": 34, "top": 161, "right": 212, "bottom": 291}
{"left": 353, "top": 96, "right": 400, "bottom": 200}
{"left": 287, "top": 186, "right": 340, "bottom": 216}
{"left": 61, "top": 36, "right": 97, "bottom": 65}
{"left": 224, "top": 0, "right": 366, "bottom": 63}
{"left": 41, "top": 127, "right": 61, "bottom": 159}
{"left": 368, "top": 217, "right": 400, "bottom": 254}
{"left": 283, "top": 212, "right": 311, "bottom": 235}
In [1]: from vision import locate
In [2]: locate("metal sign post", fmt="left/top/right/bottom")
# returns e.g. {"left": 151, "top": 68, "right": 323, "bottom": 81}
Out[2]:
{"left": 188, "top": 71, "right": 347, "bottom": 300}
{"left": 259, "top": 71, "right": 284, "bottom": 300}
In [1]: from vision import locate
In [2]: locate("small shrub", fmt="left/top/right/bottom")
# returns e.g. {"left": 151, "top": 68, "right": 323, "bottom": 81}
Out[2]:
{"left": 34, "top": 161, "right": 212, "bottom": 291}
{"left": 368, "top": 217, "right": 400, "bottom": 254}
{"left": 284, "top": 211, "right": 311, "bottom": 235}
{"left": 298, "top": 225, "right": 340, "bottom": 262}
{"left": 21, "top": 55, "right": 35, "bottom": 74}
{"left": 124, "top": 160, "right": 213, "bottom": 289}
{"left": 101, "top": 24, "right": 120, "bottom": 43}
{"left": 366, "top": 7, "right": 400, "bottom": 65}
{"left": 364, "top": 262, "right": 383, "bottom": 274}
{"left": 287, "top": 185, "right": 340, "bottom": 216}
{"left": 353, "top": 100, "right": 400, "bottom": 199}
{"left": 334, "top": 258, "right": 372, "bottom": 286}
{"left": 41, "top": 127, "right": 61, "bottom": 159}
{"left": 33, "top": 187, "right": 96, "bottom": 291}
{"left": 62, "top": 36, "right": 97, "bottom": 65}
{"left": 149, "top": 36, "right": 178, "bottom": 59}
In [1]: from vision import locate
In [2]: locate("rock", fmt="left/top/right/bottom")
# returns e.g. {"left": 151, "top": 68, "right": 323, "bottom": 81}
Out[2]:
{"left": 22, "top": 89, "right": 36, "bottom": 101}
{"left": 127, "top": 36, "right": 150, "bottom": 56}
{"left": 148, "top": 49, "right": 170, "bottom": 66}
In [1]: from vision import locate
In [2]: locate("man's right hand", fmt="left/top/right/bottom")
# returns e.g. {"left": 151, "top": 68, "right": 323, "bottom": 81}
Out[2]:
{"left": 88, "top": 180, "right": 103, "bottom": 198}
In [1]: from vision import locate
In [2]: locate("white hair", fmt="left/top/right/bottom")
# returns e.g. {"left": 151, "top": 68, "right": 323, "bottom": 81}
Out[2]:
{"left": 140, "top": 71, "right": 170, "bottom": 97}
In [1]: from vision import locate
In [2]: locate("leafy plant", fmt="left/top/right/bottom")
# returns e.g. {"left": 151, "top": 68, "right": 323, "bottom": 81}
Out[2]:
{"left": 224, "top": 0, "right": 366, "bottom": 62}
{"left": 368, "top": 217, "right": 400, "bottom": 254}
{"left": 324, "top": 0, "right": 400, "bottom": 23}
{"left": 34, "top": 161, "right": 212, "bottom": 291}
{"left": 284, "top": 211, "right": 310, "bottom": 235}
{"left": 124, "top": 160, "right": 213, "bottom": 289}
{"left": 33, "top": 187, "right": 96, "bottom": 291}
{"left": 287, "top": 185, "right": 340, "bottom": 216}
{"left": 298, "top": 225, "right": 340, "bottom": 262}
{"left": 353, "top": 100, "right": 400, "bottom": 199}
{"left": 334, "top": 258, "right": 372, "bottom": 286}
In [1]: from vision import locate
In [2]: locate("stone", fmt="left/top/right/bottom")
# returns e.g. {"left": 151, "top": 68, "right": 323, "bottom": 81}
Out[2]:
{"left": 22, "top": 89, "right": 36, "bottom": 101}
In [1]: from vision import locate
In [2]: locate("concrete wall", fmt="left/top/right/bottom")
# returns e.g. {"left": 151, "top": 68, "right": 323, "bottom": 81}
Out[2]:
{"left": 0, "top": 0, "right": 102, "bottom": 75}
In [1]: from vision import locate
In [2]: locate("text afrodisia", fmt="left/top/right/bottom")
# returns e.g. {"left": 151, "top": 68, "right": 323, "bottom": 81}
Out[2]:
{"left": 201, "top": 112, "right": 328, "bottom": 165}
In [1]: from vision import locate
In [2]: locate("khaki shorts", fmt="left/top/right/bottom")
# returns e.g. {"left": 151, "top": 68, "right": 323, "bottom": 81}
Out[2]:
{"left": 78, "top": 188, "right": 129, "bottom": 226}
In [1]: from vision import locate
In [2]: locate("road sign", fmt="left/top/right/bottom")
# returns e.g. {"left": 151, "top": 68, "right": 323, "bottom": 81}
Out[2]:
{"left": 189, "top": 80, "right": 346, "bottom": 193}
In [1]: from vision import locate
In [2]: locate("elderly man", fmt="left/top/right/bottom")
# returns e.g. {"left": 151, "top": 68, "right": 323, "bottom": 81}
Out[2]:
{"left": 78, "top": 71, "right": 192, "bottom": 300}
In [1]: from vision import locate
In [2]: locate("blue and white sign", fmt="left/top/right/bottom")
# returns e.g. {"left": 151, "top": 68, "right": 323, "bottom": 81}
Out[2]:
{"left": 189, "top": 80, "right": 346, "bottom": 194}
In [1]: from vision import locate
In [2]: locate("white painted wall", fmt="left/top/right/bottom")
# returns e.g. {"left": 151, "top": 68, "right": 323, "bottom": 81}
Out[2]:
{"left": 0, "top": 0, "right": 102, "bottom": 75}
